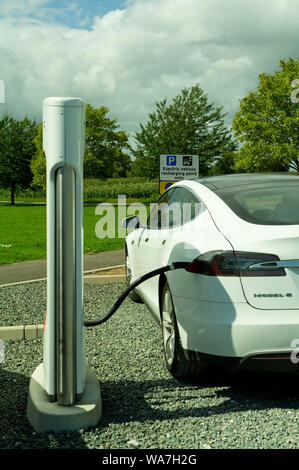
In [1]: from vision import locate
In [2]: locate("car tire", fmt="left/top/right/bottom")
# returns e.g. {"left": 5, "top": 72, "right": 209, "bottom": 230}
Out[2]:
{"left": 125, "top": 254, "right": 143, "bottom": 303}
{"left": 161, "top": 281, "right": 206, "bottom": 379}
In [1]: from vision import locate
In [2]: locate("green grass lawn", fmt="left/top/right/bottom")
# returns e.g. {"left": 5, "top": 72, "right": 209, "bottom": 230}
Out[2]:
{"left": 0, "top": 204, "right": 150, "bottom": 265}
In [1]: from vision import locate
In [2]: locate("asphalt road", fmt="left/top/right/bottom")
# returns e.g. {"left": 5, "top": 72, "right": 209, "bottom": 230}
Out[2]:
{"left": 0, "top": 249, "right": 125, "bottom": 285}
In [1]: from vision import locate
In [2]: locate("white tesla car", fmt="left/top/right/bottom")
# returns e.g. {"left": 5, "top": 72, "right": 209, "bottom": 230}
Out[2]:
{"left": 123, "top": 173, "right": 299, "bottom": 379}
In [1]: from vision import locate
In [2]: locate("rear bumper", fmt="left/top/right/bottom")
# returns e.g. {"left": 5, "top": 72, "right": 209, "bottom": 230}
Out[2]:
{"left": 172, "top": 296, "right": 299, "bottom": 365}
{"left": 185, "top": 349, "right": 299, "bottom": 373}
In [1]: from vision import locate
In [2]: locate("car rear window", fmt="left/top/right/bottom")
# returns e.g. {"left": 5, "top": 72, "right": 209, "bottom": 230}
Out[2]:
{"left": 215, "top": 182, "right": 299, "bottom": 225}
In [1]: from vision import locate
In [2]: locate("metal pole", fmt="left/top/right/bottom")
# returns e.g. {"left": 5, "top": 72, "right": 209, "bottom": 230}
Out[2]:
{"left": 55, "top": 166, "right": 76, "bottom": 405}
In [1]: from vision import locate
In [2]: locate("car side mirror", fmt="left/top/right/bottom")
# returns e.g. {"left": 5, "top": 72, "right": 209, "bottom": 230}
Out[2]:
{"left": 122, "top": 215, "right": 144, "bottom": 229}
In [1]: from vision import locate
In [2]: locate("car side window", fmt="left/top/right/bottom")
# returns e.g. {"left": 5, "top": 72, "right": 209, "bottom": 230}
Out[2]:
{"left": 167, "top": 187, "right": 205, "bottom": 228}
{"left": 183, "top": 189, "right": 206, "bottom": 224}
{"left": 147, "top": 187, "right": 205, "bottom": 230}
{"left": 147, "top": 188, "right": 174, "bottom": 229}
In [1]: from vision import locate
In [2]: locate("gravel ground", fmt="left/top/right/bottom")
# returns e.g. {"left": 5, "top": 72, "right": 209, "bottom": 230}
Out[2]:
{"left": 0, "top": 281, "right": 299, "bottom": 449}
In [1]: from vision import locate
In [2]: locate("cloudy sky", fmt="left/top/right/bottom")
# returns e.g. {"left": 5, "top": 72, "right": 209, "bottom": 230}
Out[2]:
{"left": 0, "top": 0, "right": 298, "bottom": 141}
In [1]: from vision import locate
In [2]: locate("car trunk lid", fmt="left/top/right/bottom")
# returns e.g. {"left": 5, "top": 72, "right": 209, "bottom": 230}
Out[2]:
{"left": 226, "top": 225, "right": 299, "bottom": 310}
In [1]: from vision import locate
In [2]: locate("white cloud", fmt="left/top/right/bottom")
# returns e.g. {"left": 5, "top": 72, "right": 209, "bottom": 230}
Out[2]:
{"left": 0, "top": 0, "right": 49, "bottom": 16}
{"left": 0, "top": 0, "right": 298, "bottom": 141}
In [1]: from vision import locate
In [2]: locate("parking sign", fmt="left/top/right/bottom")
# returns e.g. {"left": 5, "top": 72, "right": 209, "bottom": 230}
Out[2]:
{"left": 166, "top": 155, "right": 177, "bottom": 166}
{"left": 159, "top": 154, "right": 199, "bottom": 194}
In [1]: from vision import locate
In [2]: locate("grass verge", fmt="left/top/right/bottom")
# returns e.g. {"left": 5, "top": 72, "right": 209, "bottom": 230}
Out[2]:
{"left": 0, "top": 204, "right": 150, "bottom": 265}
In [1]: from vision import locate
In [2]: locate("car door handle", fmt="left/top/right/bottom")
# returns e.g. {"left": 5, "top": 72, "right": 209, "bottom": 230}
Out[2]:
{"left": 248, "top": 259, "right": 299, "bottom": 269}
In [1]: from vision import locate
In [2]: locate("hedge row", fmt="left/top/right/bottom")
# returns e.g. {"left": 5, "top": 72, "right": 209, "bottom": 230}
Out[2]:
{"left": 0, "top": 180, "right": 159, "bottom": 201}
{"left": 83, "top": 181, "right": 158, "bottom": 200}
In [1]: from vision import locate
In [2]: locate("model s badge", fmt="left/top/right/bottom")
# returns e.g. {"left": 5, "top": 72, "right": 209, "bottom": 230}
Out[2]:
{"left": 254, "top": 293, "right": 293, "bottom": 298}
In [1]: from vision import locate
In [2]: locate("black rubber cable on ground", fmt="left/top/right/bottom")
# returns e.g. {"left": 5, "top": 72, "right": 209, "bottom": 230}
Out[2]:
{"left": 84, "top": 261, "right": 190, "bottom": 327}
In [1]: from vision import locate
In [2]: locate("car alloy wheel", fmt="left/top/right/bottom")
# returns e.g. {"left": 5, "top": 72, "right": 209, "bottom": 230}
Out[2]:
{"left": 161, "top": 281, "right": 206, "bottom": 379}
{"left": 162, "top": 287, "right": 176, "bottom": 367}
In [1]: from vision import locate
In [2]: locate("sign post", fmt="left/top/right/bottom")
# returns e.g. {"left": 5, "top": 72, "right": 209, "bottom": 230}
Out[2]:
{"left": 159, "top": 154, "right": 199, "bottom": 194}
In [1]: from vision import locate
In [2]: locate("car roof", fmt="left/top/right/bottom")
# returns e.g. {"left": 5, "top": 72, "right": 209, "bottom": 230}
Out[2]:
{"left": 194, "top": 173, "right": 299, "bottom": 192}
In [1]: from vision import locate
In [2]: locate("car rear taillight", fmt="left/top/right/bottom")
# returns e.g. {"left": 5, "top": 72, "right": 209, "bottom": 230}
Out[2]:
{"left": 186, "top": 251, "right": 286, "bottom": 277}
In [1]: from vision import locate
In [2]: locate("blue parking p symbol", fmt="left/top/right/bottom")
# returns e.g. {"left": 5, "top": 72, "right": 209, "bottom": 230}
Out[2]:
{"left": 167, "top": 155, "right": 176, "bottom": 166}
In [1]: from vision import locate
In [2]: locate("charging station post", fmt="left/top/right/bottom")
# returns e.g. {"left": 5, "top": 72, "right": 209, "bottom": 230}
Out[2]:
{"left": 27, "top": 97, "right": 101, "bottom": 432}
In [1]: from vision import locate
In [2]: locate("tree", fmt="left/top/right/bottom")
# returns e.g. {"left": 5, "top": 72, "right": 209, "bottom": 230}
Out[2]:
{"left": 84, "top": 104, "right": 130, "bottom": 178}
{"left": 111, "top": 148, "right": 132, "bottom": 177}
{"left": 0, "top": 113, "right": 37, "bottom": 204}
{"left": 131, "top": 84, "right": 237, "bottom": 178}
{"left": 30, "top": 122, "right": 46, "bottom": 189}
{"left": 232, "top": 58, "right": 299, "bottom": 173}
{"left": 30, "top": 104, "right": 132, "bottom": 186}
{"left": 209, "top": 151, "right": 239, "bottom": 176}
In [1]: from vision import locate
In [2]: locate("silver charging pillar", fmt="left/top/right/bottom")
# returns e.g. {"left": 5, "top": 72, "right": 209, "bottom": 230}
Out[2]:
{"left": 43, "top": 97, "right": 85, "bottom": 403}
{"left": 27, "top": 97, "right": 101, "bottom": 432}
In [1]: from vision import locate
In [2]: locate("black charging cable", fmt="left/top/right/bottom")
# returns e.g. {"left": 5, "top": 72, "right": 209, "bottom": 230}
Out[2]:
{"left": 84, "top": 261, "right": 190, "bottom": 327}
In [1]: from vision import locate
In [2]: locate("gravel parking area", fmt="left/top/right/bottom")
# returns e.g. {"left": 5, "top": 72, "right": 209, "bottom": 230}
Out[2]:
{"left": 0, "top": 281, "right": 299, "bottom": 449}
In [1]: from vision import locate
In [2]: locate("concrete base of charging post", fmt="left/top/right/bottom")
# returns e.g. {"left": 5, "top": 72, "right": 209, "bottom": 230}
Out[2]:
{"left": 27, "top": 363, "right": 102, "bottom": 433}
